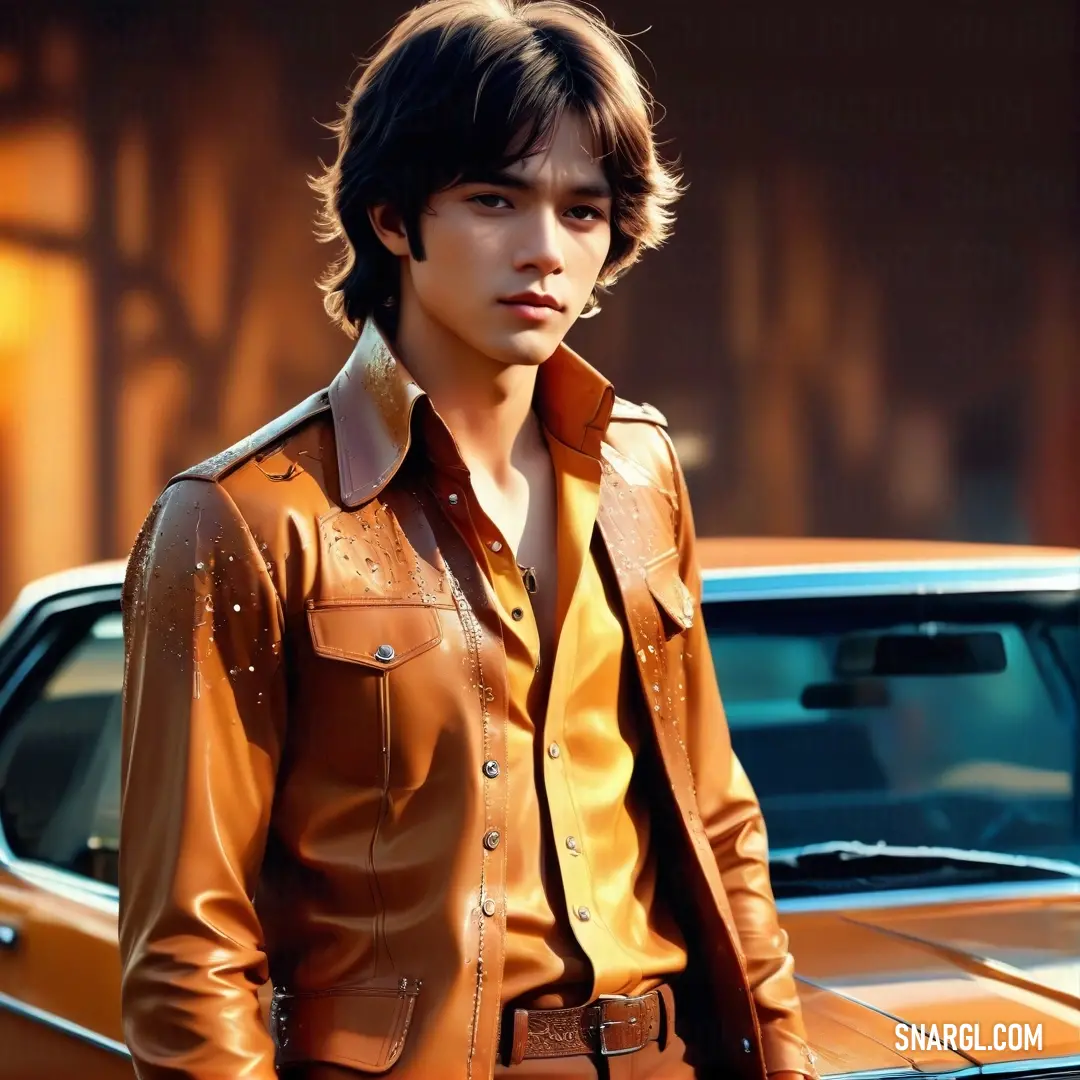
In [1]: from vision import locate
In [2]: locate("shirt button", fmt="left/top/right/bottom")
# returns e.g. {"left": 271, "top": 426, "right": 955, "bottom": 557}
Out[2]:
{"left": 565, "top": 836, "right": 578, "bottom": 852}
{"left": 483, "top": 760, "right": 500, "bottom": 778}
{"left": 511, "top": 607, "right": 524, "bottom": 620}
{"left": 490, "top": 540, "right": 503, "bottom": 553}
{"left": 575, "top": 906, "right": 591, "bottom": 922}
{"left": 482, "top": 899, "right": 496, "bottom": 917}
{"left": 483, "top": 830, "right": 501, "bottom": 850}
{"left": 741, "top": 1037, "right": 752, "bottom": 1053}
{"left": 547, "top": 742, "right": 560, "bottom": 759}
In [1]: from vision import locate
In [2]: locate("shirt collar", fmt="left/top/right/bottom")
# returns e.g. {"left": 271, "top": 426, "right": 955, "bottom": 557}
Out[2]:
{"left": 328, "top": 318, "right": 615, "bottom": 507}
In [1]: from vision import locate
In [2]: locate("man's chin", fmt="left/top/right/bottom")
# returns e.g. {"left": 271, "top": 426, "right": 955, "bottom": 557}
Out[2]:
{"left": 486, "top": 332, "right": 562, "bottom": 368}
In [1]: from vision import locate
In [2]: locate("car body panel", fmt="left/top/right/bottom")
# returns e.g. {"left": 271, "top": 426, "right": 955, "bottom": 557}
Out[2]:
{"left": 0, "top": 540, "right": 1077, "bottom": 1077}
{"left": 0, "top": 866, "right": 127, "bottom": 1076}
{"left": 787, "top": 900, "right": 1080, "bottom": 1068}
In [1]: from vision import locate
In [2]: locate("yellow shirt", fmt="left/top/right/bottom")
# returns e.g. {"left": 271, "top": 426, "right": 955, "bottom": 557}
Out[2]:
{"left": 417, "top": 353, "right": 688, "bottom": 1011}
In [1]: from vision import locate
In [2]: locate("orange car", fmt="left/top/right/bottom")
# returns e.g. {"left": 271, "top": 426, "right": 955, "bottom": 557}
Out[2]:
{"left": 1, "top": 539, "right": 1078, "bottom": 1077}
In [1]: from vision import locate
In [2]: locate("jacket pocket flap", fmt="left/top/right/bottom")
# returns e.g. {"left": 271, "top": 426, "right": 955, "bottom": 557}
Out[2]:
{"left": 645, "top": 554, "right": 696, "bottom": 635}
{"left": 271, "top": 979, "right": 421, "bottom": 1074}
{"left": 307, "top": 602, "right": 442, "bottom": 670}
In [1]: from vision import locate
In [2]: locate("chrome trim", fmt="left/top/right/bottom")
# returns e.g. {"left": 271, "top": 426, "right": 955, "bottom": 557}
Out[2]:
{"left": 823, "top": 1060, "right": 1080, "bottom": 1080}
{"left": 702, "top": 559, "right": 1080, "bottom": 603}
{"left": 822, "top": 1070, "right": 947, "bottom": 1080}
{"left": 981, "top": 1056, "right": 1080, "bottom": 1076}
{"left": 777, "top": 877, "right": 1080, "bottom": 914}
{"left": 0, "top": 856, "right": 119, "bottom": 913}
{"left": 771, "top": 840, "right": 1080, "bottom": 877}
{"left": 0, "top": 586, "right": 124, "bottom": 910}
{"left": 0, "top": 561, "right": 126, "bottom": 652}
{"left": 0, "top": 989, "right": 129, "bottom": 1058}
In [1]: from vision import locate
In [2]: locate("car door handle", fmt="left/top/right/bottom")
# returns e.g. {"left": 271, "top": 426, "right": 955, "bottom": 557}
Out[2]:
{"left": 0, "top": 923, "right": 18, "bottom": 949}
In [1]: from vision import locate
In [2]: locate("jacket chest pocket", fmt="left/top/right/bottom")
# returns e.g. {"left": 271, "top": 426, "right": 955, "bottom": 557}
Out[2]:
{"left": 306, "top": 599, "right": 444, "bottom": 669}
{"left": 304, "top": 599, "right": 453, "bottom": 791}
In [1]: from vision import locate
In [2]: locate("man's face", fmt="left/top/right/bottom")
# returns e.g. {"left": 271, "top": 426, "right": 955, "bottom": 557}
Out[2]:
{"left": 398, "top": 110, "right": 613, "bottom": 367}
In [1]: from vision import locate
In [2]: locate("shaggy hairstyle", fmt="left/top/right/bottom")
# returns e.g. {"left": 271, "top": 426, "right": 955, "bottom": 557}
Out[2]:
{"left": 311, "top": 0, "right": 684, "bottom": 336}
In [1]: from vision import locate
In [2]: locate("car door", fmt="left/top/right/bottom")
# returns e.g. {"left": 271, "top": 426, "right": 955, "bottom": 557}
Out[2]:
{"left": 0, "top": 585, "right": 133, "bottom": 1078}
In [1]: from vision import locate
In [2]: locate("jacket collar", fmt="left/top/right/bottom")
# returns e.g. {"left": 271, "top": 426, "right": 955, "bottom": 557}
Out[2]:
{"left": 329, "top": 318, "right": 615, "bottom": 507}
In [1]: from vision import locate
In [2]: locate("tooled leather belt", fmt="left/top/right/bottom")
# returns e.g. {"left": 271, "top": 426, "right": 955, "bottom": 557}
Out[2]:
{"left": 506, "top": 988, "right": 666, "bottom": 1064}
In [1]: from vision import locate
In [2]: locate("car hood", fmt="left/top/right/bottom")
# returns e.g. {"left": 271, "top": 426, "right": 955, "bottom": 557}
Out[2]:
{"left": 783, "top": 894, "right": 1080, "bottom": 1076}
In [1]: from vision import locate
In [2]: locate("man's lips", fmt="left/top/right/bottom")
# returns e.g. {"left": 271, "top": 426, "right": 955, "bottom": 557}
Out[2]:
{"left": 499, "top": 294, "right": 563, "bottom": 311}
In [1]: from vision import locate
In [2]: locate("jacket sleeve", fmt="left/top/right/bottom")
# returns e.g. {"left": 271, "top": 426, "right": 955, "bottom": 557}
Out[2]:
{"left": 662, "top": 433, "right": 818, "bottom": 1080}
{"left": 119, "top": 477, "right": 287, "bottom": 1080}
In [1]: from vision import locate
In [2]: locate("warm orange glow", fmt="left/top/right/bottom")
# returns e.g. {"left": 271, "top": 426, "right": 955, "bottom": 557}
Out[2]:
{"left": 117, "top": 359, "right": 191, "bottom": 551}
{"left": 0, "top": 246, "right": 95, "bottom": 602}
{"left": 0, "top": 122, "right": 88, "bottom": 233}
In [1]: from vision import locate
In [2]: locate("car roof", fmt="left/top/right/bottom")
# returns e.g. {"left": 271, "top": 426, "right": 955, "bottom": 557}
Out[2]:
{"left": 0, "top": 560, "right": 128, "bottom": 648}
{"left": 697, "top": 536, "right": 1080, "bottom": 570}
{"left": 699, "top": 538, "right": 1080, "bottom": 602}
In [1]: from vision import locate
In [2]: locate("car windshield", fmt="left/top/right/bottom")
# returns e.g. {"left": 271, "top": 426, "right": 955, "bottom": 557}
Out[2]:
{"left": 707, "top": 587, "right": 1080, "bottom": 886}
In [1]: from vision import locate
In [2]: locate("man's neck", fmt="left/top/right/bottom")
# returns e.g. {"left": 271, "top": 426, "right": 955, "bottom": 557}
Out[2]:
{"left": 388, "top": 306, "right": 549, "bottom": 488}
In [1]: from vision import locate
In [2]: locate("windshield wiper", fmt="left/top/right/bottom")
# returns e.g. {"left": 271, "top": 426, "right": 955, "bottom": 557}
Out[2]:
{"left": 768, "top": 840, "right": 1080, "bottom": 897}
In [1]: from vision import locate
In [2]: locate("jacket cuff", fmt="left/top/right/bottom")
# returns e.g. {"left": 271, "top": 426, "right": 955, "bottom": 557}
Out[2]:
{"left": 761, "top": 1023, "right": 821, "bottom": 1080}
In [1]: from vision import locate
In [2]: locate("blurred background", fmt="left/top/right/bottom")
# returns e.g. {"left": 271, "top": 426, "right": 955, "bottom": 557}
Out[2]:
{"left": 0, "top": 0, "right": 1077, "bottom": 612}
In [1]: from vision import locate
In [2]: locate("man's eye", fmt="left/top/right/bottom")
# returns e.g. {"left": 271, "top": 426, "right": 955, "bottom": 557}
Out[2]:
{"left": 567, "top": 205, "right": 604, "bottom": 221}
{"left": 470, "top": 193, "right": 510, "bottom": 209}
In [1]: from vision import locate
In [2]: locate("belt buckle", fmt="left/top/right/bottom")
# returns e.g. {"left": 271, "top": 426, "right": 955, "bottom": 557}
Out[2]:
{"left": 596, "top": 994, "right": 645, "bottom": 1058}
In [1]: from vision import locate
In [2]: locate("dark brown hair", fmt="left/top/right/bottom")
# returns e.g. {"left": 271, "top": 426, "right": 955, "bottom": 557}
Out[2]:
{"left": 311, "top": 0, "right": 684, "bottom": 337}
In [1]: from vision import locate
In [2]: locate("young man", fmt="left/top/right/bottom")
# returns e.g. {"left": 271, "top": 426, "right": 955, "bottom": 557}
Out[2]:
{"left": 119, "top": 2, "right": 818, "bottom": 1078}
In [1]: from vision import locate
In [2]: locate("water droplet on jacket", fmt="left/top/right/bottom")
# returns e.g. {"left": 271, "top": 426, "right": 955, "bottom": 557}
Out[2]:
{"left": 248, "top": 665, "right": 255, "bottom": 672}
{"left": 196, "top": 562, "right": 204, "bottom": 570}
{"left": 233, "top": 603, "right": 241, "bottom": 612}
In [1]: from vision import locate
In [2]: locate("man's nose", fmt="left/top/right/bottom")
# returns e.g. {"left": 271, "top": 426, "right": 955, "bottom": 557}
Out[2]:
{"left": 515, "top": 209, "right": 564, "bottom": 276}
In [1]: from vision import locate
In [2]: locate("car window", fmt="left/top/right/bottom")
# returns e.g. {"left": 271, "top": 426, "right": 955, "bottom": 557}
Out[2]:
{"left": 0, "top": 610, "right": 123, "bottom": 886}
{"left": 707, "top": 590, "right": 1080, "bottom": 867}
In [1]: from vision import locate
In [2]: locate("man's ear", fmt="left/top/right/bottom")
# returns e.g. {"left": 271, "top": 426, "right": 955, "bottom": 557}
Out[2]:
{"left": 368, "top": 203, "right": 411, "bottom": 257}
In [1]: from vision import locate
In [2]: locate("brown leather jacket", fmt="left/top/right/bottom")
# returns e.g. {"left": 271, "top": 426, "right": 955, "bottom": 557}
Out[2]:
{"left": 119, "top": 321, "right": 817, "bottom": 1080}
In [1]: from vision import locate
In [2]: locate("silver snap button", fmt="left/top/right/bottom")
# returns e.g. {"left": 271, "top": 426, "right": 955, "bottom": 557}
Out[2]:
{"left": 374, "top": 644, "right": 395, "bottom": 662}
{"left": 483, "top": 830, "right": 501, "bottom": 850}
{"left": 490, "top": 540, "right": 503, "bottom": 553}
{"left": 511, "top": 607, "right": 524, "bottom": 620}
{"left": 547, "top": 742, "right": 560, "bottom": 759}
{"left": 482, "top": 899, "right": 496, "bottom": 917}
{"left": 483, "top": 760, "right": 500, "bottom": 778}
{"left": 742, "top": 1037, "right": 752, "bottom": 1053}
{"left": 448, "top": 493, "right": 459, "bottom": 505}
{"left": 565, "top": 836, "right": 578, "bottom": 851}
{"left": 575, "top": 906, "right": 591, "bottom": 922}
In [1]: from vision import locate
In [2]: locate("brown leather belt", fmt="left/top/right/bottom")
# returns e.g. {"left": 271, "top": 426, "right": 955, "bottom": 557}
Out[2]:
{"left": 506, "top": 987, "right": 670, "bottom": 1064}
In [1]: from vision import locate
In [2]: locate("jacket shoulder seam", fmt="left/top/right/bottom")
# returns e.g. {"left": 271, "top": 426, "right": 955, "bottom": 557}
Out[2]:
{"left": 166, "top": 389, "right": 331, "bottom": 488}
